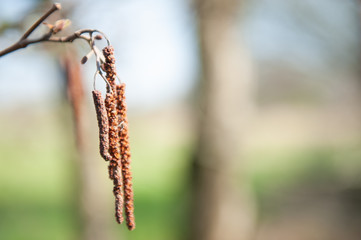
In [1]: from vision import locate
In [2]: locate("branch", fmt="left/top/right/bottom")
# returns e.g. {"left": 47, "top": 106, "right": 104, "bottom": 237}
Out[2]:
{"left": 0, "top": 3, "right": 60, "bottom": 57}
{"left": 0, "top": 30, "right": 84, "bottom": 57}
{"left": 0, "top": 3, "right": 110, "bottom": 57}
{"left": 20, "top": 3, "right": 61, "bottom": 41}
{"left": 0, "top": 1, "right": 112, "bottom": 92}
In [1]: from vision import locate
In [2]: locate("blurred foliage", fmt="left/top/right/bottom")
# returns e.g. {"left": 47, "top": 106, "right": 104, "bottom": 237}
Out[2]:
{"left": 0, "top": 106, "right": 192, "bottom": 240}
{"left": 248, "top": 145, "right": 361, "bottom": 219}
{"left": 2, "top": 105, "right": 361, "bottom": 239}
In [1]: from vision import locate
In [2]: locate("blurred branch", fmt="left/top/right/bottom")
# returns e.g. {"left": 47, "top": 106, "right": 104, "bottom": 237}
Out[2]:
{"left": 0, "top": 0, "right": 54, "bottom": 36}
{"left": 20, "top": 3, "right": 61, "bottom": 40}
{"left": 190, "top": 0, "right": 255, "bottom": 239}
{"left": 0, "top": 3, "right": 109, "bottom": 57}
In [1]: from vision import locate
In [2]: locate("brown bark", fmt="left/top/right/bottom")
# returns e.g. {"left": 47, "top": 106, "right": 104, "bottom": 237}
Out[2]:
{"left": 191, "top": 0, "right": 255, "bottom": 240}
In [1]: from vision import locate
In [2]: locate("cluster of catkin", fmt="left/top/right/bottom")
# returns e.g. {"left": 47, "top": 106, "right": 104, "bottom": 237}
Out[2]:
{"left": 92, "top": 46, "right": 135, "bottom": 230}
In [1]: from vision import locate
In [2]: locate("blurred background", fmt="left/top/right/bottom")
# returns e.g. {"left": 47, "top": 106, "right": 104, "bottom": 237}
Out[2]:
{"left": 1, "top": 0, "right": 361, "bottom": 240}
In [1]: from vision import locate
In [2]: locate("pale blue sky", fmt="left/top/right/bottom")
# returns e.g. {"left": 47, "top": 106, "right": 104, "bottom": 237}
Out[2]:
{"left": 0, "top": 0, "right": 360, "bottom": 110}
{"left": 243, "top": 0, "right": 360, "bottom": 73}
{"left": 0, "top": 0, "right": 198, "bottom": 111}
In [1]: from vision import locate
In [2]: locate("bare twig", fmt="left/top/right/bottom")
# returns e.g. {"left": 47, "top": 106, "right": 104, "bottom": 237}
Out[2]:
{"left": 0, "top": 3, "right": 60, "bottom": 56}
{"left": 20, "top": 3, "right": 61, "bottom": 41}
{"left": 0, "top": 3, "right": 109, "bottom": 57}
{"left": 0, "top": 28, "right": 94, "bottom": 57}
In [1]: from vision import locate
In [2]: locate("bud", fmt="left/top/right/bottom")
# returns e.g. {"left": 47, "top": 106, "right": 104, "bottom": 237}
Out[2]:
{"left": 95, "top": 35, "right": 103, "bottom": 40}
{"left": 81, "top": 51, "right": 94, "bottom": 64}
{"left": 53, "top": 19, "right": 71, "bottom": 34}
{"left": 81, "top": 56, "right": 88, "bottom": 64}
{"left": 43, "top": 22, "right": 54, "bottom": 29}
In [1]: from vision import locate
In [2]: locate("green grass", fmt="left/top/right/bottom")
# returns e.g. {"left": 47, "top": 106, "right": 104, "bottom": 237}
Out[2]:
{"left": 0, "top": 108, "right": 192, "bottom": 240}
{"left": 2, "top": 107, "right": 361, "bottom": 239}
{"left": 246, "top": 145, "right": 361, "bottom": 218}
{"left": 0, "top": 109, "right": 78, "bottom": 240}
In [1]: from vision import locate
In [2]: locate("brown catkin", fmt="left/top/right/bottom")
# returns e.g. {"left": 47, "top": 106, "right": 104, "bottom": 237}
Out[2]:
{"left": 105, "top": 93, "right": 120, "bottom": 164}
{"left": 117, "top": 84, "right": 135, "bottom": 230}
{"left": 113, "top": 167, "right": 123, "bottom": 224}
{"left": 92, "top": 90, "right": 111, "bottom": 161}
{"left": 105, "top": 92, "right": 123, "bottom": 224}
{"left": 102, "top": 46, "right": 117, "bottom": 91}
{"left": 97, "top": 45, "right": 135, "bottom": 229}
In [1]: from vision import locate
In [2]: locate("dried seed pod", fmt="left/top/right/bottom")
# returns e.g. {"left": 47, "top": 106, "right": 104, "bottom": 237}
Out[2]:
{"left": 92, "top": 90, "right": 111, "bottom": 161}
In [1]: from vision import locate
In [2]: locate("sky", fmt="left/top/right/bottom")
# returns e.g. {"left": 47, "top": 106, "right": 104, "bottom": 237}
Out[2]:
{"left": 243, "top": 0, "right": 360, "bottom": 73}
{"left": 0, "top": 0, "right": 198, "bottom": 111}
{"left": 0, "top": 0, "right": 360, "bottom": 110}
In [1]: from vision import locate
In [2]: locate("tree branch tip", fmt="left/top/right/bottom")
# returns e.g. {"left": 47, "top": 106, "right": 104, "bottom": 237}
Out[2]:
{"left": 54, "top": 3, "right": 62, "bottom": 10}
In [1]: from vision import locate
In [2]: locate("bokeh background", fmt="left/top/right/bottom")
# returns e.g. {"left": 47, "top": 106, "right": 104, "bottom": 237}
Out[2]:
{"left": 1, "top": 0, "right": 361, "bottom": 240}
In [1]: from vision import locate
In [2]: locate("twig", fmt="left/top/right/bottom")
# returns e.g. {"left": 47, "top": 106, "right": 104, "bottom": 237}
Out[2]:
{"left": 0, "top": 3, "right": 60, "bottom": 56}
{"left": 0, "top": 27, "right": 94, "bottom": 57}
{"left": 0, "top": 3, "right": 110, "bottom": 57}
{"left": 20, "top": 3, "right": 61, "bottom": 41}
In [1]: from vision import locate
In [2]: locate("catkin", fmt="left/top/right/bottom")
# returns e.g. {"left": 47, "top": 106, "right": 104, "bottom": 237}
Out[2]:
{"left": 117, "top": 84, "right": 135, "bottom": 230}
{"left": 102, "top": 46, "right": 117, "bottom": 91}
{"left": 92, "top": 90, "right": 111, "bottom": 161}
{"left": 105, "top": 92, "right": 123, "bottom": 224}
{"left": 92, "top": 45, "right": 135, "bottom": 229}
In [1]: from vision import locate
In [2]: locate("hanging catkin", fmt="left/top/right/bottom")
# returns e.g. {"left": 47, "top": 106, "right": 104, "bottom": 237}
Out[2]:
{"left": 117, "top": 83, "right": 135, "bottom": 230}
{"left": 103, "top": 46, "right": 130, "bottom": 227}
{"left": 105, "top": 89, "right": 124, "bottom": 224}
{"left": 92, "top": 90, "right": 111, "bottom": 162}
{"left": 102, "top": 46, "right": 117, "bottom": 90}
{"left": 92, "top": 46, "right": 135, "bottom": 229}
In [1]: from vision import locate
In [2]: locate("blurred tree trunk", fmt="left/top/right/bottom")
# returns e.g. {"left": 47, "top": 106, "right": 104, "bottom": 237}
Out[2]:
{"left": 62, "top": 50, "right": 115, "bottom": 240}
{"left": 190, "top": 1, "right": 255, "bottom": 240}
